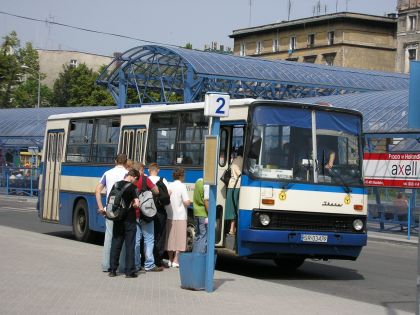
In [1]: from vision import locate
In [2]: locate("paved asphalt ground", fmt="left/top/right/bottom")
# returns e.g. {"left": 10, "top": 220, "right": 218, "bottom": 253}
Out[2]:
{"left": 0, "top": 194, "right": 416, "bottom": 315}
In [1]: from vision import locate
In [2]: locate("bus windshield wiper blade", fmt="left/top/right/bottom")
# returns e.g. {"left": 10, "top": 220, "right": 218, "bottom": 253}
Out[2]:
{"left": 328, "top": 168, "right": 351, "bottom": 194}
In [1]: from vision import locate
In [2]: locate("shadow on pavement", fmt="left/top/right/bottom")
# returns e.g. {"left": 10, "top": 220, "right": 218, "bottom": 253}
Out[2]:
{"left": 215, "top": 253, "right": 364, "bottom": 281}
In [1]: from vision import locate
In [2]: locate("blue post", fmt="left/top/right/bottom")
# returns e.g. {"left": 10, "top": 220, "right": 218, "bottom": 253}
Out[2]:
{"left": 409, "top": 61, "right": 420, "bottom": 129}
{"left": 205, "top": 117, "right": 220, "bottom": 293}
{"left": 408, "top": 198, "right": 412, "bottom": 240}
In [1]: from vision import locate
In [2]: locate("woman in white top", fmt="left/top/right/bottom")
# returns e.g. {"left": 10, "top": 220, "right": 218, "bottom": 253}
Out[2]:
{"left": 165, "top": 167, "right": 191, "bottom": 267}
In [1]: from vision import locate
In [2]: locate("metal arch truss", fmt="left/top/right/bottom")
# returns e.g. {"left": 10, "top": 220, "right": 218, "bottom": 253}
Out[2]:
{"left": 97, "top": 45, "right": 360, "bottom": 108}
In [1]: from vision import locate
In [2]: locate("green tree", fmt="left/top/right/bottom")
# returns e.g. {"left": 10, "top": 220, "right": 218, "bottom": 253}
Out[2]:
{"left": 0, "top": 31, "right": 21, "bottom": 108}
{"left": 0, "top": 31, "right": 53, "bottom": 108}
{"left": 52, "top": 63, "right": 115, "bottom": 106}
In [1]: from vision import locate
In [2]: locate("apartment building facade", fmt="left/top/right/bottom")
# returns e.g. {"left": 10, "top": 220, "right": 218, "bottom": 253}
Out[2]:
{"left": 396, "top": 0, "right": 420, "bottom": 72}
{"left": 37, "top": 49, "right": 113, "bottom": 87}
{"left": 229, "top": 12, "right": 397, "bottom": 72}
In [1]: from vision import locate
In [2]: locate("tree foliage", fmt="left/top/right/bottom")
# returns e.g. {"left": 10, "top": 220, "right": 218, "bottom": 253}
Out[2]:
{"left": 51, "top": 63, "right": 114, "bottom": 106}
{"left": 0, "top": 31, "right": 53, "bottom": 108}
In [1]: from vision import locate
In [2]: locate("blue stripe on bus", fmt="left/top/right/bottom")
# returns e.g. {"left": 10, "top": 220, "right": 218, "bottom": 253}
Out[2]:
{"left": 60, "top": 165, "right": 365, "bottom": 194}
{"left": 60, "top": 164, "right": 205, "bottom": 183}
{"left": 241, "top": 175, "right": 366, "bottom": 194}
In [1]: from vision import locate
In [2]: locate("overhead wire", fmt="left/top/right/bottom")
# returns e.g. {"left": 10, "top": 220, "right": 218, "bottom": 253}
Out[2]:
{"left": 0, "top": 10, "right": 180, "bottom": 48}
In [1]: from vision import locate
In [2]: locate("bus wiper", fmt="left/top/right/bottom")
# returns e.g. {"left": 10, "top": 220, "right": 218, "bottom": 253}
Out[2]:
{"left": 327, "top": 168, "right": 351, "bottom": 194}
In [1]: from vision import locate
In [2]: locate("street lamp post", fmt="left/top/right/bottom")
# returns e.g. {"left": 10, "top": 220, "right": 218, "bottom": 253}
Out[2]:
{"left": 21, "top": 65, "right": 41, "bottom": 108}
{"left": 36, "top": 70, "right": 40, "bottom": 109}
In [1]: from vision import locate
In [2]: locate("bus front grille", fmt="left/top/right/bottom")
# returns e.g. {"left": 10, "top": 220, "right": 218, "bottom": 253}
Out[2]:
{"left": 251, "top": 210, "right": 366, "bottom": 233}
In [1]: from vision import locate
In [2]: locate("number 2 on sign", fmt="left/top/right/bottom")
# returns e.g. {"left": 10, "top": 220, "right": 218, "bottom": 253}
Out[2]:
{"left": 215, "top": 97, "right": 225, "bottom": 114}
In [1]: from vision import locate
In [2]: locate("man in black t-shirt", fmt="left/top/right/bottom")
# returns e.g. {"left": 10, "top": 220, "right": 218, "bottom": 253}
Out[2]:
{"left": 109, "top": 169, "right": 140, "bottom": 278}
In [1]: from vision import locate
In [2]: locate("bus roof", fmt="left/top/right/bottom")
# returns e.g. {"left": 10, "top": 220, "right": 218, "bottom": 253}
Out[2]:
{"left": 46, "top": 98, "right": 256, "bottom": 120}
{"left": 47, "top": 98, "right": 362, "bottom": 121}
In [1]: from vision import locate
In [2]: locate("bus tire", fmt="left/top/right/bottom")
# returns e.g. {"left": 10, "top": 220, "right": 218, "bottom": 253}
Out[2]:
{"left": 274, "top": 257, "right": 305, "bottom": 271}
{"left": 186, "top": 217, "right": 196, "bottom": 252}
{"left": 72, "top": 199, "right": 92, "bottom": 242}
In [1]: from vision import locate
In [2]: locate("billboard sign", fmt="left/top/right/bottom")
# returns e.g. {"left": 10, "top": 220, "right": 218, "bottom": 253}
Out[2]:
{"left": 363, "top": 152, "right": 420, "bottom": 188}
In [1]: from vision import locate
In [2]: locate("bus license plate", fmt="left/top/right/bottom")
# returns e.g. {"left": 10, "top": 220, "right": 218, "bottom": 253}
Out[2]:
{"left": 301, "top": 234, "right": 328, "bottom": 243}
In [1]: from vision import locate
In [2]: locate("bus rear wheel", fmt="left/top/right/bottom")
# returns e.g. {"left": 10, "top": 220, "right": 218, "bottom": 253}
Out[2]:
{"left": 273, "top": 257, "right": 305, "bottom": 271}
{"left": 72, "top": 199, "right": 92, "bottom": 242}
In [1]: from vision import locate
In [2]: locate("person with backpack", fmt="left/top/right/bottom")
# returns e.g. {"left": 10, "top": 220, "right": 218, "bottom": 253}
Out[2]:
{"left": 192, "top": 178, "right": 209, "bottom": 253}
{"left": 95, "top": 153, "right": 128, "bottom": 272}
{"left": 148, "top": 162, "right": 171, "bottom": 268}
{"left": 133, "top": 162, "right": 162, "bottom": 272}
{"left": 108, "top": 169, "right": 140, "bottom": 278}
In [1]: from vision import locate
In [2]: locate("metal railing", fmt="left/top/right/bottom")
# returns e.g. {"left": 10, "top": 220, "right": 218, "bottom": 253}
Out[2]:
{"left": 0, "top": 166, "right": 39, "bottom": 197}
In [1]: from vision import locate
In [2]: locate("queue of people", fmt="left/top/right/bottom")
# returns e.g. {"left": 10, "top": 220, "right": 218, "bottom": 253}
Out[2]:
{"left": 95, "top": 152, "right": 242, "bottom": 278}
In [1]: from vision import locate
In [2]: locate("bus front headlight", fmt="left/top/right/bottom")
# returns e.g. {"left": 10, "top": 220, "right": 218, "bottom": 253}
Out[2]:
{"left": 259, "top": 213, "right": 271, "bottom": 226}
{"left": 353, "top": 219, "right": 364, "bottom": 231}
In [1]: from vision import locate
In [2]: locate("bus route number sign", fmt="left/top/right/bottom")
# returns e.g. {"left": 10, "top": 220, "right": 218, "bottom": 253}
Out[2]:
{"left": 204, "top": 93, "right": 230, "bottom": 117}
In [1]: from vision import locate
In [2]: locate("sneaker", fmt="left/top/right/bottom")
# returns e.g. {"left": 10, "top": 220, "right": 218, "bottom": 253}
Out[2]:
{"left": 125, "top": 273, "right": 138, "bottom": 278}
{"left": 162, "top": 259, "right": 171, "bottom": 268}
{"left": 108, "top": 270, "right": 117, "bottom": 277}
{"left": 146, "top": 266, "right": 164, "bottom": 272}
{"left": 171, "top": 262, "right": 179, "bottom": 268}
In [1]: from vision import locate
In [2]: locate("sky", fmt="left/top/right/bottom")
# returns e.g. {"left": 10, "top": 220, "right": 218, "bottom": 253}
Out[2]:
{"left": 0, "top": 0, "right": 398, "bottom": 56}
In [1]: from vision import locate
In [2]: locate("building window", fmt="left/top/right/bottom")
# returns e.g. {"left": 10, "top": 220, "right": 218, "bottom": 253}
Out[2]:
{"left": 286, "top": 57, "right": 298, "bottom": 62}
{"left": 289, "top": 36, "right": 296, "bottom": 51}
{"left": 328, "top": 31, "right": 335, "bottom": 45}
{"left": 307, "top": 34, "right": 315, "bottom": 47}
{"left": 240, "top": 43, "right": 246, "bottom": 56}
{"left": 70, "top": 59, "right": 78, "bottom": 68}
{"left": 408, "top": 15, "right": 417, "bottom": 31}
{"left": 256, "top": 41, "right": 263, "bottom": 54}
{"left": 272, "top": 39, "right": 279, "bottom": 52}
{"left": 405, "top": 45, "right": 418, "bottom": 72}
{"left": 409, "top": 48, "right": 417, "bottom": 61}
{"left": 322, "top": 53, "right": 336, "bottom": 66}
{"left": 303, "top": 55, "right": 317, "bottom": 63}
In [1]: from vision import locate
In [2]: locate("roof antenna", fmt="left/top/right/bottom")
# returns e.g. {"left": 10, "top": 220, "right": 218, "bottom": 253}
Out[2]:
{"left": 249, "top": 0, "right": 252, "bottom": 26}
{"left": 288, "top": 0, "right": 292, "bottom": 21}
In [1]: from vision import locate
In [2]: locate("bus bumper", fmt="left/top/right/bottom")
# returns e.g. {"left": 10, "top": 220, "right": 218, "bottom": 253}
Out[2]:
{"left": 238, "top": 226, "right": 367, "bottom": 260}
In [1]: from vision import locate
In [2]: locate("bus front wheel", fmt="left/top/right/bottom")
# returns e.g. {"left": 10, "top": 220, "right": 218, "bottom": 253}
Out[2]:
{"left": 274, "top": 257, "right": 305, "bottom": 271}
{"left": 72, "top": 199, "right": 92, "bottom": 242}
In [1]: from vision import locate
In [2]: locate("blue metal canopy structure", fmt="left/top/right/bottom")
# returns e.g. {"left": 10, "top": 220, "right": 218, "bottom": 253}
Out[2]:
{"left": 0, "top": 107, "right": 111, "bottom": 149}
{"left": 291, "top": 89, "right": 420, "bottom": 152}
{"left": 291, "top": 89, "right": 410, "bottom": 133}
{"left": 97, "top": 45, "right": 409, "bottom": 108}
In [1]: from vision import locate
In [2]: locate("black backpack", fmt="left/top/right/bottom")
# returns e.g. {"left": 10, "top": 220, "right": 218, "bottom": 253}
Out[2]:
{"left": 105, "top": 181, "right": 132, "bottom": 221}
{"left": 154, "top": 177, "right": 171, "bottom": 209}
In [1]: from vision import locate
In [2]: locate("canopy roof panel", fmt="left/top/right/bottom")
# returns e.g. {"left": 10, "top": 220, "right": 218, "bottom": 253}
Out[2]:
{"left": 97, "top": 45, "right": 409, "bottom": 107}
{"left": 289, "top": 89, "right": 410, "bottom": 133}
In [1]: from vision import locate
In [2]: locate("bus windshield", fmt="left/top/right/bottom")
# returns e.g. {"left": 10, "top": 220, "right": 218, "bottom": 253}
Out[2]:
{"left": 246, "top": 105, "right": 363, "bottom": 186}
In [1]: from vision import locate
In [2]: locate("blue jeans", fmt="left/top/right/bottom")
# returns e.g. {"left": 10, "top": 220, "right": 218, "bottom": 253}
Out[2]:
{"left": 102, "top": 218, "right": 125, "bottom": 272}
{"left": 135, "top": 219, "right": 156, "bottom": 271}
{"left": 192, "top": 217, "right": 207, "bottom": 253}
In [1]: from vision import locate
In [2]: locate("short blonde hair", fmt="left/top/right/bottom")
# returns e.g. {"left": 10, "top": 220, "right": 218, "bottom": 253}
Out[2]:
{"left": 148, "top": 162, "right": 159, "bottom": 172}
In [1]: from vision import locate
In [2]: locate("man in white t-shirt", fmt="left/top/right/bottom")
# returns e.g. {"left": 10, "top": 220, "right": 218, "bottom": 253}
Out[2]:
{"left": 95, "top": 153, "right": 128, "bottom": 272}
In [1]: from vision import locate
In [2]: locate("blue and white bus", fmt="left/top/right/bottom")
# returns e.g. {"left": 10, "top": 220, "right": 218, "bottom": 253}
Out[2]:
{"left": 39, "top": 98, "right": 366, "bottom": 270}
